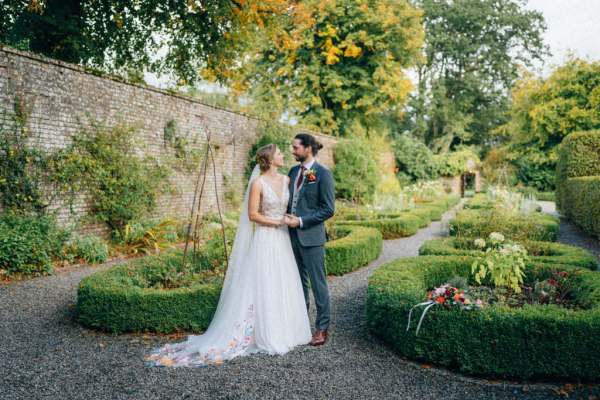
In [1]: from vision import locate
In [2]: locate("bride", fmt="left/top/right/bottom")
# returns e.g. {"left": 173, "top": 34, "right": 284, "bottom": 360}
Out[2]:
{"left": 145, "top": 144, "right": 312, "bottom": 367}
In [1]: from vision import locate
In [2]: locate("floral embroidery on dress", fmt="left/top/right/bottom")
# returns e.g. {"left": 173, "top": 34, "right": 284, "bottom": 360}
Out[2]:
{"left": 145, "top": 304, "right": 255, "bottom": 368}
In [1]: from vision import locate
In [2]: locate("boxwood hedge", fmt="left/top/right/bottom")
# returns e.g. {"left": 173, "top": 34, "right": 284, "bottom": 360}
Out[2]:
{"left": 366, "top": 255, "right": 600, "bottom": 380}
{"left": 76, "top": 250, "right": 223, "bottom": 334}
{"left": 449, "top": 209, "right": 559, "bottom": 242}
{"left": 559, "top": 176, "right": 600, "bottom": 240}
{"left": 556, "top": 130, "right": 600, "bottom": 212}
{"left": 76, "top": 224, "right": 383, "bottom": 333}
{"left": 325, "top": 225, "right": 383, "bottom": 275}
{"left": 419, "top": 237, "right": 598, "bottom": 270}
{"left": 337, "top": 196, "right": 458, "bottom": 239}
{"left": 464, "top": 193, "right": 542, "bottom": 212}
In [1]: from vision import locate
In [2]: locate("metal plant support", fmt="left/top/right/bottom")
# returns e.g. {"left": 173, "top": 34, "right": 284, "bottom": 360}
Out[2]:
{"left": 182, "top": 129, "right": 229, "bottom": 270}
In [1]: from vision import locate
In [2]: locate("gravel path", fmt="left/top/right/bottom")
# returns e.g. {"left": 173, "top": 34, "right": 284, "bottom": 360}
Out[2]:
{"left": 540, "top": 201, "right": 600, "bottom": 265}
{"left": 1, "top": 204, "right": 598, "bottom": 400}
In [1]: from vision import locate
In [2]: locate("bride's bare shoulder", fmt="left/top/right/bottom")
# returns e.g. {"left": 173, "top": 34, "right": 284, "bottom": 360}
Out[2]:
{"left": 250, "top": 176, "right": 263, "bottom": 192}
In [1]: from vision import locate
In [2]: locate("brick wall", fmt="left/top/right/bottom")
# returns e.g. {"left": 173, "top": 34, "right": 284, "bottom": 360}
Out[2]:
{"left": 0, "top": 45, "right": 337, "bottom": 237}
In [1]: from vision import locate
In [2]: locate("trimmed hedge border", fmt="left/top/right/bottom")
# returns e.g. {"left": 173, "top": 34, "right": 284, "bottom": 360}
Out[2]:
{"left": 325, "top": 225, "right": 383, "bottom": 275}
{"left": 418, "top": 237, "right": 598, "bottom": 270}
{"left": 336, "top": 216, "right": 420, "bottom": 239}
{"left": 76, "top": 224, "right": 383, "bottom": 333}
{"left": 76, "top": 253, "right": 222, "bottom": 334}
{"left": 366, "top": 255, "right": 600, "bottom": 380}
{"left": 464, "top": 193, "right": 542, "bottom": 212}
{"left": 337, "top": 195, "right": 458, "bottom": 239}
{"left": 449, "top": 209, "right": 559, "bottom": 242}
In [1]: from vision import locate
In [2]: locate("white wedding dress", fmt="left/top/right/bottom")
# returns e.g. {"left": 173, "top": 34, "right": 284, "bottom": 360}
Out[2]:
{"left": 145, "top": 166, "right": 312, "bottom": 368}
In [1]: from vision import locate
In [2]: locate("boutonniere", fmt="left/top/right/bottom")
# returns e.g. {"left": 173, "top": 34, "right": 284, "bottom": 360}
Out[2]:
{"left": 304, "top": 168, "right": 317, "bottom": 182}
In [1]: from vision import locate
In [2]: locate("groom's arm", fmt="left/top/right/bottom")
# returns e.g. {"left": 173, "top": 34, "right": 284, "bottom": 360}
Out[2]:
{"left": 298, "top": 168, "right": 335, "bottom": 229}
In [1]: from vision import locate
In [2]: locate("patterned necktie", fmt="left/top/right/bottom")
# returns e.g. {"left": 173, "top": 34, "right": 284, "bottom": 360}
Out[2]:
{"left": 296, "top": 165, "right": 306, "bottom": 190}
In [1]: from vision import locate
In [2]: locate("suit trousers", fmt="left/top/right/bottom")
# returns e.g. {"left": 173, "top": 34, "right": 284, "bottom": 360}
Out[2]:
{"left": 289, "top": 228, "right": 330, "bottom": 331}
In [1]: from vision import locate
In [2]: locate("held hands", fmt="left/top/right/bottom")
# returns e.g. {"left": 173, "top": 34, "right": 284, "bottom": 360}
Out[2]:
{"left": 283, "top": 214, "right": 301, "bottom": 228}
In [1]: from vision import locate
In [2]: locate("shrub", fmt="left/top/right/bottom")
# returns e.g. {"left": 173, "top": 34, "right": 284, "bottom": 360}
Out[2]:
{"left": 0, "top": 212, "right": 70, "bottom": 277}
{"left": 449, "top": 209, "right": 559, "bottom": 242}
{"left": 337, "top": 215, "right": 420, "bottom": 239}
{"left": 366, "top": 255, "right": 600, "bottom": 380}
{"left": 435, "top": 148, "right": 481, "bottom": 177}
{"left": 464, "top": 192, "right": 541, "bottom": 212}
{"left": 67, "top": 235, "right": 109, "bottom": 264}
{"left": 0, "top": 104, "right": 50, "bottom": 213}
{"left": 325, "top": 225, "right": 382, "bottom": 275}
{"left": 393, "top": 135, "right": 439, "bottom": 182}
{"left": 337, "top": 195, "right": 458, "bottom": 238}
{"left": 112, "top": 218, "right": 182, "bottom": 255}
{"left": 77, "top": 223, "right": 380, "bottom": 333}
{"left": 76, "top": 249, "right": 223, "bottom": 333}
{"left": 333, "top": 137, "right": 379, "bottom": 204}
{"left": 51, "top": 123, "right": 171, "bottom": 236}
{"left": 419, "top": 237, "right": 598, "bottom": 270}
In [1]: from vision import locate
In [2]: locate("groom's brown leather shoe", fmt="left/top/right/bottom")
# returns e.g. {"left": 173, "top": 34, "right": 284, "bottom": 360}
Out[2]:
{"left": 309, "top": 330, "right": 328, "bottom": 346}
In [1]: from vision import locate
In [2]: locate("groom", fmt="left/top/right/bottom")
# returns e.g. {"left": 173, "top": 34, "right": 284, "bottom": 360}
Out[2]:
{"left": 284, "top": 133, "right": 335, "bottom": 346}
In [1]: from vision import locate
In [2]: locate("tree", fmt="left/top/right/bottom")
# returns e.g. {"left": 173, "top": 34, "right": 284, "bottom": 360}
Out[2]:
{"left": 239, "top": 0, "right": 424, "bottom": 136}
{"left": 333, "top": 137, "right": 379, "bottom": 204}
{"left": 492, "top": 58, "right": 600, "bottom": 191}
{"left": 401, "top": 0, "right": 548, "bottom": 151}
{"left": 0, "top": 0, "right": 288, "bottom": 83}
{"left": 393, "top": 135, "right": 438, "bottom": 183}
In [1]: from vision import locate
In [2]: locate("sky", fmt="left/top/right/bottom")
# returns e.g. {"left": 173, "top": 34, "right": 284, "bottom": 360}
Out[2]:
{"left": 145, "top": 0, "right": 600, "bottom": 88}
{"left": 525, "top": 0, "right": 600, "bottom": 75}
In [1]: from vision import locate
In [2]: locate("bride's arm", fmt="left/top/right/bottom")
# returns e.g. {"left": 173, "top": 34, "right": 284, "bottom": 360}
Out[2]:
{"left": 248, "top": 180, "right": 285, "bottom": 227}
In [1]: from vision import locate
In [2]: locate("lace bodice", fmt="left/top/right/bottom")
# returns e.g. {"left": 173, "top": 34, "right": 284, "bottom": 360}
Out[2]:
{"left": 258, "top": 175, "right": 289, "bottom": 219}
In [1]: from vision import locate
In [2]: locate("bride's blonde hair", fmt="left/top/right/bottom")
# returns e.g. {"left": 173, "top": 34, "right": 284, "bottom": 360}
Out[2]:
{"left": 256, "top": 143, "right": 277, "bottom": 173}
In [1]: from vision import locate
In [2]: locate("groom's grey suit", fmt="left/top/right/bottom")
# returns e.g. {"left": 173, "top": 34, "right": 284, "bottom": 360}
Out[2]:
{"left": 287, "top": 161, "right": 335, "bottom": 331}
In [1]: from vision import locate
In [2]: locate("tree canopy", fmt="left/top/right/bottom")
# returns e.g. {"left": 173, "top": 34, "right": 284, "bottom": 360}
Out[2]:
{"left": 238, "top": 0, "right": 424, "bottom": 136}
{"left": 1, "top": 0, "right": 288, "bottom": 83}
{"left": 400, "top": 0, "right": 548, "bottom": 152}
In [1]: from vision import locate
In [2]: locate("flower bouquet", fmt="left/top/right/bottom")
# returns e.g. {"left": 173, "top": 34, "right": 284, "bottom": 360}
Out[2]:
{"left": 407, "top": 284, "right": 482, "bottom": 335}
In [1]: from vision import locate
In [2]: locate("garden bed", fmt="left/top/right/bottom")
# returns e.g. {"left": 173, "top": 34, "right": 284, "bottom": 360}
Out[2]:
{"left": 336, "top": 196, "right": 458, "bottom": 239}
{"left": 325, "top": 225, "right": 383, "bottom": 275}
{"left": 366, "top": 255, "right": 600, "bottom": 380}
{"left": 77, "top": 224, "right": 383, "bottom": 333}
{"left": 449, "top": 209, "right": 559, "bottom": 242}
{"left": 76, "top": 249, "right": 224, "bottom": 333}
{"left": 419, "top": 237, "right": 598, "bottom": 270}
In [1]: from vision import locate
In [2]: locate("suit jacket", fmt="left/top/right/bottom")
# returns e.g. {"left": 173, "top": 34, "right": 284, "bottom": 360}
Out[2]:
{"left": 287, "top": 161, "right": 335, "bottom": 247}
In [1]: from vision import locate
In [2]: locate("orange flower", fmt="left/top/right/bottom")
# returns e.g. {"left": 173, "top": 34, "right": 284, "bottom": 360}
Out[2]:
{"left": 435, "top": 296, "right": 445, "bottom": 304}
{"left": 453, "top": 293, "right": 462, "bottom": 301}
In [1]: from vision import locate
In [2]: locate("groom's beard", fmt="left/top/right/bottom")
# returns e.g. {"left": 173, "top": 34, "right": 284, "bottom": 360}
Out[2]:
{"left": 294, "top": 154, "right": 307, "bottom": 163}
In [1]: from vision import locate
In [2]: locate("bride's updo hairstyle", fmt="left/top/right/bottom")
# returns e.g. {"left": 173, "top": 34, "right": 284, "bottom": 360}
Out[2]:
{"left": 256, "top": 143, "right": 277, "bottom": 173}
{"left": 295, "top": 132, "right": 323, "bottom": 156}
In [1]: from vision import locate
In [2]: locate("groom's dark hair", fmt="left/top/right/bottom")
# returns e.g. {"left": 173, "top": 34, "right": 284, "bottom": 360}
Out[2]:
{"left": 295, "top": 133, "right": 324, "bottom": 156}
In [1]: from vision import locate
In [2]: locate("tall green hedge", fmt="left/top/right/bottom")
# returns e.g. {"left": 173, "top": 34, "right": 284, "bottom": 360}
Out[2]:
{"left": 366, "top": 255, "right": 600, "bottom": 380}
{"left": 556, "top": 131, "right": 600, "bottom": 210}
{"left": 560, "top": 177, "right": 600, "bottom": 239}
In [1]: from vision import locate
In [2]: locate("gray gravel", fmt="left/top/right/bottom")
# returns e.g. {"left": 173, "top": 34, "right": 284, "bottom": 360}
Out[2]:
{"left": 540, "top": 201, "right": 600, "bottom": 266}
{"left": 1, "top": 203, "right": 598, "bottom": 400}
